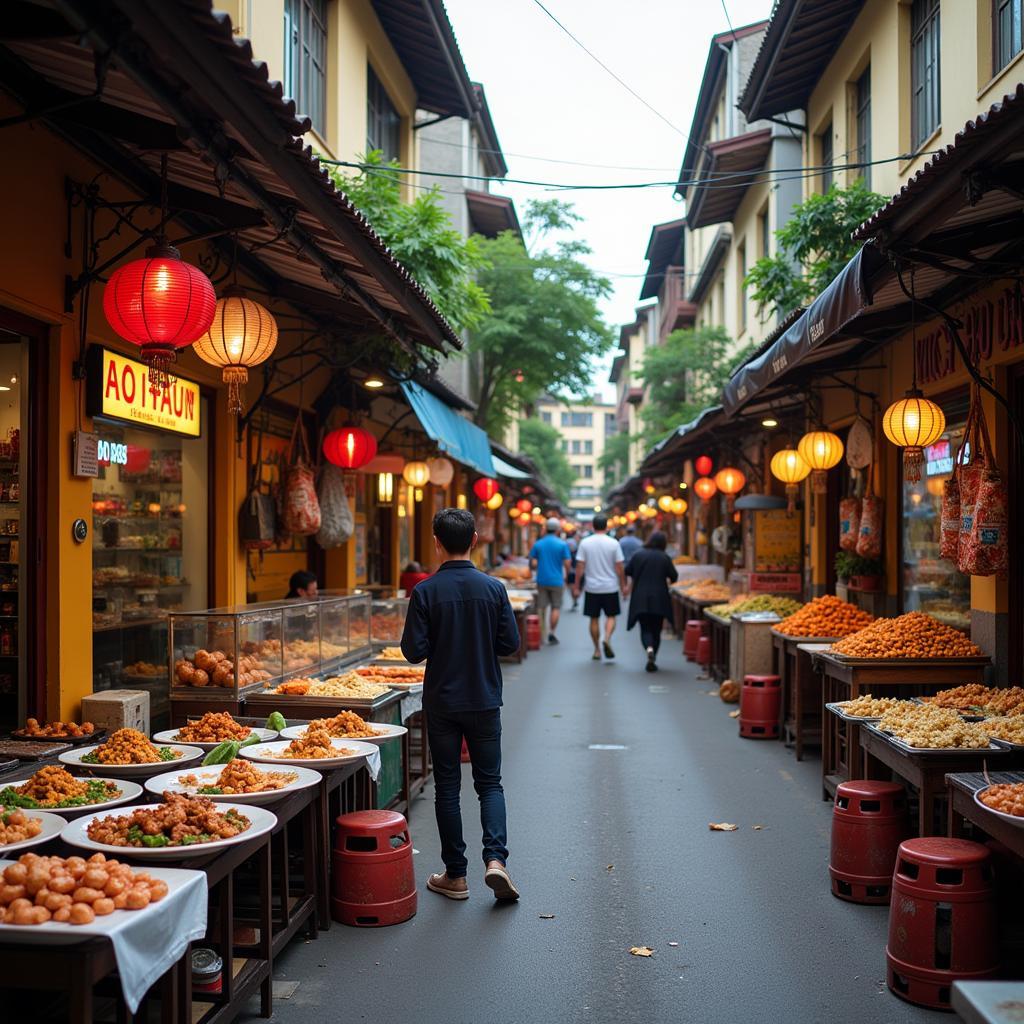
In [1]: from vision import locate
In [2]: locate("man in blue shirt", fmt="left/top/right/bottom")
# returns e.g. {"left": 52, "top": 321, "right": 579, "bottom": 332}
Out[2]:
{"left": 618, "top": 525, "right": 643, "bottom": 567}
{"left": 529, "top": 518, "right": 572, "bottom": 644}
{"left": 401, "top": 508, "right": 521, "bottom": 903}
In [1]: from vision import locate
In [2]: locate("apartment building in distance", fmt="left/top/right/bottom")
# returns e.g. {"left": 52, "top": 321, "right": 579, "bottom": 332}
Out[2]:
{"left": 535, "top": 396, "right": 618, "bottom": 515}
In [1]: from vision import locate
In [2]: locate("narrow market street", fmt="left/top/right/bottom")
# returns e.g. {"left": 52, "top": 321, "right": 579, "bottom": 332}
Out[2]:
{"left": 263, "top": 618, "right": 934, "bottom": 1024}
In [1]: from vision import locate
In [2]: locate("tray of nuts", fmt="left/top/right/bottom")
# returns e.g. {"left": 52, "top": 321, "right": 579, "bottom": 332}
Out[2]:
{"left": 979, "top": 717, "right": 1024, "bottom": 750}
{"left": 826, "top": 696, "right": 906, "bottom": 722}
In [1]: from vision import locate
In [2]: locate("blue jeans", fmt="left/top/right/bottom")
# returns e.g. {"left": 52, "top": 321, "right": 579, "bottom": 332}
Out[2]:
{"left": 426, "top": 708, "right": 508, "bottom": 878}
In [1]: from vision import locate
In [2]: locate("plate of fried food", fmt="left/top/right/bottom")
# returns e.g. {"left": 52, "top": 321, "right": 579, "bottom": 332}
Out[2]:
{"left": 62, "top": 793, "right": 276, "bottom": 860}
{"left": 973, "top": 782, "right": 1024, "bottom": 826}
{"left": 279, "top": 711, "right": 407, "bottom": 745}
{"left": 240, "top": 729, "right": 379, "bottom": 769}
{"left": 153, "top": 712, "right": 277, "bottom": 751}
{"left": 0, "top": 808, "right": 65, "bottom": 853}
{"left": 59, "top": 729, "right": 203, "bottom": 777}
{"left": 10, "top": 719, "right": 104, "bottom": 746}
{"left": 354, "top": 665, "right": 425, "bottom": 691}
{"left": 0, "top": 766, "right": 142, "bottom": 817}
{"left": 143, "top": 758, "right": 320, "bottom": 806}
{"left": 271, "top": 674, "right": 391, "bottom": 701}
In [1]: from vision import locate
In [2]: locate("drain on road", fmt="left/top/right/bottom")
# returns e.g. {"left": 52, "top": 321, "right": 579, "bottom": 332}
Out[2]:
{"left": 588, "top": 743, "right": 628, "bottom": 750}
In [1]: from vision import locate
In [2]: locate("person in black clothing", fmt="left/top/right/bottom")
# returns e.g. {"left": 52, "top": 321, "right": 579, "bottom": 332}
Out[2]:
{"left": 625, "top": 530, "right": 679, "bottom": 672}
{"left": 285, "top": 570, "right": 318, "bottom": 599}
{"left": 400, "top": 508, "right": 521, "bottom": 902}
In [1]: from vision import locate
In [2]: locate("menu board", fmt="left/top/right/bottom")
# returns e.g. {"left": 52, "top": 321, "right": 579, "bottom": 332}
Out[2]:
{"left": 753, "top": 510, "right": 801, "bottom": 572}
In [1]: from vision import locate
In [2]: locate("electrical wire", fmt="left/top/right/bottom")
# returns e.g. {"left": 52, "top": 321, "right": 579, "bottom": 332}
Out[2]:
{"left": 718, "top": 0, "right": 741, "bottom": 44}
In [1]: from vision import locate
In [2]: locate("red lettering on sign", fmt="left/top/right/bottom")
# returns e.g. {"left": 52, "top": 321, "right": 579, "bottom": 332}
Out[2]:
{"left": 121, "top": 363, "right": 136, "bottom": 404}
{"left": 184, "top": 389, "right": 195, "bottom": 422}
{"left": 173, "top": 384, "right": 184, "bottom": 418}
{"left": 105, "top": 359, "right": 120, "bottom": 401}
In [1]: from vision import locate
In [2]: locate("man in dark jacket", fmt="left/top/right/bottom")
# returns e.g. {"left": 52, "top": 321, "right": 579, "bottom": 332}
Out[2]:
{"left": 401, "top": 508, "right": 521, "bottom": 902}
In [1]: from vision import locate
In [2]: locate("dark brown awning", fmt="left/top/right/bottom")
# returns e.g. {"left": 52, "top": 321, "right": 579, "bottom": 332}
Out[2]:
{"left": 686, "top": 129, "right": 773, "bottom": 229}
{"left": 466, "top": 190, "right": 521, "bottom": 239}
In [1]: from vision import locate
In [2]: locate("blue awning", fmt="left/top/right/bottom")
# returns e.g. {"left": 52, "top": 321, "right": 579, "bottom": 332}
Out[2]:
{"left": 492, "top": 454, "right": 531, "bottom": 479}
{"left": 400, "top": 381, "right": 496, "bottom": 477}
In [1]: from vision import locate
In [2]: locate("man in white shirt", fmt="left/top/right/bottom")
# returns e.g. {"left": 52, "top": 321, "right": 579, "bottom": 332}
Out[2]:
{"left": 572, "top": 514, "right": 629, "bottom": 661}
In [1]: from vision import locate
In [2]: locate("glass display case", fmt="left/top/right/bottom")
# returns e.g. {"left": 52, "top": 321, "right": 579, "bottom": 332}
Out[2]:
{"left": 319, "top": 598, "right": 349, "bottom": 670}
{"left": 347, "top": 593, "right": 372, "bottom": 660}
{"left": 370, "top": 597, "right": 409, "bottom": 647}
{"left": 282, "top": 601, "right": 321, "bottom": 677}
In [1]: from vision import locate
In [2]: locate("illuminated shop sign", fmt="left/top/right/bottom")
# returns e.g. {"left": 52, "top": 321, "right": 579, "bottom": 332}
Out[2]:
{"left": 86, "top": 346, "right": 201, "bottom": 437}
{"left": 925, "top": 439, "right": 952, "bottom": 476}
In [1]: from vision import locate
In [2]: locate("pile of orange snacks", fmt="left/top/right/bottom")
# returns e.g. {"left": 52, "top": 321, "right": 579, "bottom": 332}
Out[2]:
{"left": 307, "top": 711, "right": 382, "bottom": 739}
{"left": 377, "top": 647, "right": 407, "bottom": 661}
{"left": 175, "top": 712, "right": 252, "bottom": 743}
{"left": 0, "top": 852, "right": 168, "bottom": 925}
{"left": 179, "top": 759, "right": 297, "bottom": 794}
{"left": 979, "top": 717, "right": 1024, "bottom": 744}
{"left": 978, "top": 783, "right": 1024, "bottom": 817}
{"left": 272, "top": 729, "right": 353, "bottom": 760}
{"left": 174, "top": 649, "right": 274, "bottom": 689}
{"left": 370, "top": 612, "right": 404, "bottom": 641}
{"left": 355, "top": 666, "right": 424, "bottom": 683}
{"left": 276, "top": 678, "right": 317, "bottom": 695}
{"left": 82, "top": 729, "right": 180, "bottom": 765}
{"left": 919, "top": 684, "right": 1024, "bottom": 716}
{"left": 0, "top": 810, "right": 42, "bottom": 845}
{"left": 830, "top": 612, "right": 984, "bottom": 659}
{"left": 775, "top": 595, "right": 874, "bottom": 638}
{"left": 14, "top": 719, "right": 96, "bottom": 739}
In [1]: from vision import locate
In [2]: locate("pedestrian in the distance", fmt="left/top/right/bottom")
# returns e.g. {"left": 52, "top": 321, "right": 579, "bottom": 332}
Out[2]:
{"left": 529, "top": 517, "right": 571, "bottom": 644}
{"left": 625, "top": 530, "right": 678, "bottom": 672}
{"left": 618, "top": 524, "right": 642, "bottom": 567}
{"left": 572, "top": 513, "right": 628, "bottom": 661}
{"left": 400, "top": 508, "right": 521, "bottom": 902}
{"left": 566, "top": 532, "right": 579, "bottom": 611}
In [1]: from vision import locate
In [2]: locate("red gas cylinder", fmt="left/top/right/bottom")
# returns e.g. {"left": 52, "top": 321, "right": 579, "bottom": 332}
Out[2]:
{"left": 829, "top": 780, "right": 907, "bottom": 904}
{"left": 525, "top": 614, "right": 542, "bottom": 651}
{"left": 332, "top": 810, "right": 417, "bottom": 927}
{"left": 886, "top": 837, "right": 998, "bottom": 1009}
{"left": 739, "top": 675, "right": 781, "bottom": 738}
{"left": 683, "top": 620, "right": 707, "bottom": 660}
{"left": 695, "top": 634, "right": 712, "bottom": 668}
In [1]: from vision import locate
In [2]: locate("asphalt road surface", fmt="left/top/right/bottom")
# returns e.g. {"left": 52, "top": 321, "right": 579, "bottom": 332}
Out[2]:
{"left": 260, "top": 609, "right": 936, "bottom": 1024}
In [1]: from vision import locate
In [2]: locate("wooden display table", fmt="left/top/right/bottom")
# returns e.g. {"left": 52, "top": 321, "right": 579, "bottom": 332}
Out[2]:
{"left": 812, "top": 650, "right": 990, "bottom": 800}
{"left": 860, "top": 726, "right": 1016, "bottom": 836}
{"left": 771, "top": 631, "right": 835, "bottom": 761}
{"left": 947, "top": 770, "right": 1024, "bottom": 858}
{"left": 703, "top": 611, "right": 731, "bottom": 682}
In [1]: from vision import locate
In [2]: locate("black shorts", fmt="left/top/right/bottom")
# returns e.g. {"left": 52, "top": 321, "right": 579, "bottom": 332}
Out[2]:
{"left": 583, "top": 591, "right": 621, "bottom": 618}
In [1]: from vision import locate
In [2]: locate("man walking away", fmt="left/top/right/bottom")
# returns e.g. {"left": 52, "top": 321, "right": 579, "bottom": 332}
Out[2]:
{"left": 566, "top": 532, "right": 579, "bottom": 611}
{"left": 401, "top": 508, "right": 521, "bottom": 902}
{"left": 572, "top": 513, "right": 628, "bottom": 661}
{"left": 529, "top": 518, "right": 571, "bottom": 644}
{"left": 618, "top": 525, "right": 642, "bottom": 567}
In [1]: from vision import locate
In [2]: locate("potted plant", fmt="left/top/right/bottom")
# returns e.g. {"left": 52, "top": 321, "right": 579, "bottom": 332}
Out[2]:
{"left": 834, "top": 552, "right": 883, "bottom": 591}
{"left": 834, "top": 551, "right": 856, "bottom": 583}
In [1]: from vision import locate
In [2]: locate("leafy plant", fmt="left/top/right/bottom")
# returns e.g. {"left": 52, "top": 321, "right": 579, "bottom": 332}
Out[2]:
{"left": 329, "top": 151, "right": 491, "bottom": 332}
{"left": 469, "top": 200, "right": 614, "bottom": 433}
{"left": 516, "top": 418, "right": 575, "bottom": 504}
{"left": 745, "top": 180, "right": 887, "bottom": 321}
{"left": 834, "top": 551, "right": 882, "bottom": 580}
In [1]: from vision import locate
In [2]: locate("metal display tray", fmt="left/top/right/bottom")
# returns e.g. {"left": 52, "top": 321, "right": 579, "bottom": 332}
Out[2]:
{"left": 825, "top": 702, "right": 884, "bottom": 723}
{"left": 989, "top": 737, "right": 1024, "bottom": 751}
{"left": 910, "top": 697, "right": 985, "bottom": 721}
{"left": 7, "top": 728, "right": 107, "bottom": 747}
{"left": 246, "top": 690, "right": 395, "bottom": 711}
{"left": 771, "top": 630, "right": 841, "bottom": 644}
{"left": 0, "top": 740, "right": 73, "bottom": 761}
{"left": 821, "top": 653, "right": 991, "bottom": 666}
{"left": 863, "top": 722, "right": 1005, "bottom": 756}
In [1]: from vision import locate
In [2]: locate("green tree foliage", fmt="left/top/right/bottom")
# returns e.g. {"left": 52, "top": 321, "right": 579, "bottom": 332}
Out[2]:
{"left": 517, "top": 418, "right": 575, "bottom": 504}
{"left": 330, "top": 152, "right": 491, "bottom": 332}
{"left": 639, "top": 326, "right": 754, "bottom": 444}
{"left": 470, "top": 201, "right": 614, "bottom": 433}
{"left": 598, "top": 429, "right": 633, "bottom": 488}
{"left": 744, "top": 179, "right": 887, "bottom": 321}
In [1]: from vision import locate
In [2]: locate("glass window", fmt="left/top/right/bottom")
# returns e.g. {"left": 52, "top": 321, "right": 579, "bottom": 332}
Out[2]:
{"left": 820, "top": 121, "right": 833, "bottom": 192}
{"left": 367, "top": 65, "right": 402, "bottom": 161}
{"left": 562, "top": 411, "right": 592, "bottom": 427}
{"left": 540, "top": 411, "right": 552, "bottom": 424}
{"left": 584, "top": 440, "right": 593, "bottom": 455}
{"left": 902, "top": 403, "right": 970, "bottom": 632}
{"left": 759, "top": 206, "right": 770, "bottom": 259}
{"left": 283, "top": 0, "right": 327, "bottom": 134}
{"left": 605, "top": 413, "right": 617, "bottom": 436}
{"left": 855, "top": 66, "right": 872, "bottom": 188}
{"left": 581, "top": 464, "right": 594, "bottom": 479}
{"left": 995, "top": 0, "right": 1023, "bottom": 70}
{"left": 737, "top": 241, "right": 747, "bottom": 332}
{"left": 911, "top": 0, "right": 941, "bottom": 149}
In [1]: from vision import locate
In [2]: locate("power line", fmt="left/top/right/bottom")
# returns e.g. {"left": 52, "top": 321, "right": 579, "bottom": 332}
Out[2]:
{"left": 718, "top": 0, "right": 740, "bottom": 44}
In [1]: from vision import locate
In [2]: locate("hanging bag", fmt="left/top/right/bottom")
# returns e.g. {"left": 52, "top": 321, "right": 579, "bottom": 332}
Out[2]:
{"left": 238, "top": 428, "right": 276, "bottom": 552}
{"left": 957, "top": 387, "right": 989, "bottom": 571}
{"left": 961, "top": 395, "right": 1008, "bottom": 576}
{"left": 940, "top": 399, "right": 973, "bottom": 562}
{"left": 839, "top": 497, "right": 862, "bottom": 552}
{"left": 856, "top": 461, "right": 883, "bottom": 559}
{"left": 315, "top": 461, "right": 354, "bottom": 549}
{"left": 281, "top": 416, "right": 321, "bottom": 536}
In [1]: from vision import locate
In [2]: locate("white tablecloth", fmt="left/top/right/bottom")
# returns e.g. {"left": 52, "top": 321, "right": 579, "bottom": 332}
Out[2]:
{"left": 364, "top": 746, "right": 382, "bottom": 781}
{"left": 400, "top": 689, "right": 423, "bottom": 722}
{"left": 0, "top": 862, "right": 207, "bottom": 1012}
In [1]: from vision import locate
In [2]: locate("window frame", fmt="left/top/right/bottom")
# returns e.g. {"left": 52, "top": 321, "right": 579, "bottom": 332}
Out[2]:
{"left": 855, "top": 66, "right": 871, "bottom": 188}
{"left": 366, "top": 65, "right": 402, "bottom": 162}
{"left": 994, "top": 0, "right": 1024, "bottom": 72}
{"left": 819, "top": 121, "right": 834, "bottom": 193}
{"left": 911, "top": 0, "right": 941, "bottom": 151}
{"left": 283, "top": 0, "right": 327, "bottom": 135}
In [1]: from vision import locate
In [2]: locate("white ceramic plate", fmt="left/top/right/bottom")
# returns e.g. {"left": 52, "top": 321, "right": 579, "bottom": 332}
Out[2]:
{"left": 240, "top": 737, "right": 379, "bottom": 769}
{"left": 0, "top": 779, "right": 144, "bottom": 818}
{"left": 279, "top": 722, "right": 407, "bottom": 745}
{"left": 58, "top": 745, "right": 204, "bottom": 777}
{"left": 0, "top": 809, "right": 66, "bottom": 853}
{"left": 143, "top": 762, "right": 321, "bottom": 805}
{"left": 60, "top": 802, "right": 277, "bottom": 860}
{"left": 973, "top": 786, "right": 1024, "bottom": 827}
{"left": 152, "top": 727, "right": 277, "bottom": 751}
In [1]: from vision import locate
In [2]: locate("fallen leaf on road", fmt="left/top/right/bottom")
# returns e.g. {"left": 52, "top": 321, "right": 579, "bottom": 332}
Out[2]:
{"left": 630, "top": 946, "right": 654, "bottom": 957}
{"left": 539, "top": 913, "right": 556, "bottom": 920}
{"left": 552, "top": 714, "right": 562, "bottom": 718}
{"left": 752, "top": 824, "right": 765, "bottom": 831}
{"left": 668, "top": 941, "right": 679, "bottom": 947}
{"left": 606, "top": 864, "right": 614, "bottom": 871}
{"left": 709, "top": 822, "right": 738, "bottom": 832}
{"left": 728, "top": 710, "right": 740, "bottom": 718}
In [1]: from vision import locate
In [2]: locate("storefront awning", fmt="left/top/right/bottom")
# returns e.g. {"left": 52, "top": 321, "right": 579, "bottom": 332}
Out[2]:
{"left": 400, "top": 381, "right": 495, "bottom": 477}
{"left": 492, "top": 454, "right": 531, "bottom": 479}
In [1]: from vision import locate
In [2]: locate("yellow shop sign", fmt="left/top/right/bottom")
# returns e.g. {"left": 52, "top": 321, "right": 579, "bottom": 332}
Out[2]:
{"left": 87, "top": 347, "right": 201, "bottom": 437}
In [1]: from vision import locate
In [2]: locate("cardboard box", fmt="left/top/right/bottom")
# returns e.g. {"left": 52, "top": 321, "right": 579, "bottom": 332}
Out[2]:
{"left": 82, "top": 689, "right": 150, "bottom": 735}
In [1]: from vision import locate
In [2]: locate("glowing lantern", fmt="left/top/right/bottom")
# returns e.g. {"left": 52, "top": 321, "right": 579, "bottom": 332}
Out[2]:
{"left": 519, "top": 512, "right": 532, "bottom": 526}
{"left": 427, "top": 457, "right": 454, "bottom": 487}
{"left": 882, "top": 390, "right": 946, "bottom": 482}
{"left": 192, "top": 288, "right": 278, "bottom": 413}
{"left": 693, "top": 476, "right": 717, "bottom": 501}
{"left": 516, "top": 498, "right": 533, "bottom": 514}
{"left": 798, "top": 430, "right": 844, "bottom": 493}
{"left": 402, "top": 461, "right": 431, "bottom": 488}
{"left": 714, "top": 468, "right": 745, "bottom": 510}
{"left": 377, "top": 473, "right": 394, "bottom": 506}
{"left": 509, "top": 506, "right": 521, "bottom": 519}
{"left": 770, "top": 447, "right": 811, "bottom": 512}
{"left": 323, "top": 425, "right": 378, "bottom": 470}
{"left": 925, "top": 477, "right": 945, "bottom": 497}
{"left": 643, "top": 478, "right": 655, "bottom": 495}
{"left": 657, "top": 495, "right": 674, "bottom": 513}
{"left": 486, "top": 492, "right": 504, "bottom": 511}
{"left": 625, "top": 510, "right": 638, "bottom": 523}
{"left": 473, "top": 477, "right": 499, "bottom": 503}
{"left": 671, "top": 498, "right": 688, "bottom": 516}
{"left": 103, "top": 243, "right": 216, "bottom": 396}
{"left": 695, "top": 455, "right": 713, "bottom": 477}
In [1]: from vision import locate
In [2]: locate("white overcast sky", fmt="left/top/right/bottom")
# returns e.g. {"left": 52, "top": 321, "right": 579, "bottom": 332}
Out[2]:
{"left": 441, "top": 0, "right": 774, "bottom": 401}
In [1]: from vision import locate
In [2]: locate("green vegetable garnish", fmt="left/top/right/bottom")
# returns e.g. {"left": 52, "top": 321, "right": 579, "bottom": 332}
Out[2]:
{"left": 140, "top": 834, "right": 170, "bottom": 848}
{"left": 81, "top": 751, "right": 99, "bottom": 764}
{"left": 197, "top": 786, "right": 223, "bottom": 795}
{"left": 157, "top": 747, "right": 178, "bottom": 761}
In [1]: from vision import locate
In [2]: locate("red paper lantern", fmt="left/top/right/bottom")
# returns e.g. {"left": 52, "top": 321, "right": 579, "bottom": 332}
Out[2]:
{"left": 103, "top": 243, "right": 216, "bottom": 396}
{"left": 515, "top": 498, "right": 533, "bottom": 514}
{"left": 693, "top": 476, "right": 717, "bottom": 501}
{"left": 323, "top": 425, "right": 378, "bottom": 470}
{"left": 695, "top": 454, "right": 713, "bottom": 477}
{"left": 473, "top": 477, "right": 499, "bottom": 502}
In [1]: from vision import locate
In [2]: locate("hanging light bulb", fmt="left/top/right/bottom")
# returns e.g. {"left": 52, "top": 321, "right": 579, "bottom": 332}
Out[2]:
{"left": 770, "top": 447, "right": 811, "bottom": 513}
{"left": 377, "top": 472, "right": 394, "bottom": 506}
{"left": 798, "top": 430, "right": 844, "bottom": 493}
